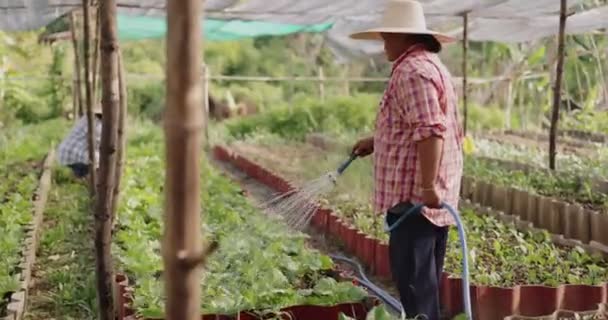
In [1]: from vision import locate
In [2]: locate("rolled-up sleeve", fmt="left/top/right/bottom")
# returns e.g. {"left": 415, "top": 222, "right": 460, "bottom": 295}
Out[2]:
{"left": 395, "top": 71, "right": 447, "bottom": 142}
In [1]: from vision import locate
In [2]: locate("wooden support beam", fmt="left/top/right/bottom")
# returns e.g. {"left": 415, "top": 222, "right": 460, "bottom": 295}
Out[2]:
{"left": 202, "top": 64, "right": 210, "bottom": 145}
{"left": 111, "top": 50, "right": 127, "bottom": 226}
{"left": 318, "top": 66, "right": 325, "bottom": 102}
{"left": 92, "top": 5, "right": 101, "bottom": 104}
{"left": 164, "top": 0, "right": 205, "bottom": 318}
{"left": 462, "top": 13, "right": 469, "bottom": 136}
{"left": 505, "top": 78, "right": 514, "bottom": 130}
{"left": 82, "top": 0, "right": 97, "bottom": 195}
{"left": 69, "top": 12, "right": 84, "bottom": 117}
{"left": 95, "top": 0, "right": 120, "bottom": 318}
{"left": 72, "top": 58, "right": 79, "bottom": 120}
{"left": 549, "top": 0, "right": 568, "bottom": 170}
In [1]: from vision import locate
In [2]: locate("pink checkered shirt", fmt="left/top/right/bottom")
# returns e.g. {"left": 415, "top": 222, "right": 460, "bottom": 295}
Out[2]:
{"left": 373, "top": 44, "right": 464, "bottom": 227}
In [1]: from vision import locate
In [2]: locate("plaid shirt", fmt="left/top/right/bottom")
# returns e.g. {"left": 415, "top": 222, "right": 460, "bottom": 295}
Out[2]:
{"left": 57, "top": 116, "right": 102, "bottom": 166}
{"left": 373, "top": 44, "right": 464, "bottom": 227}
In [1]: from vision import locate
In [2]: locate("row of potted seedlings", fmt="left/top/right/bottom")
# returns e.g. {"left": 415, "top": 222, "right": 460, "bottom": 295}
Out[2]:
{"left": 502, "top": 129, "right": 607, "bottom": 148}
{"left": 304, "top": 133, "right": 608, "bottom": 252}
{"left": 461, "top": 168, "right": 608, "bottom": 254}
{"left": 213, "top": 145, "right": 608, "bottom": 320}
{"left": 472, "top": 155, "right": 608, "bottom": 195}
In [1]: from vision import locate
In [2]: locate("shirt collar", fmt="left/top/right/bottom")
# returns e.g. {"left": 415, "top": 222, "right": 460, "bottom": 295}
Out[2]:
{"left": 391, "top": 43, "right": 427, "bottom": 74}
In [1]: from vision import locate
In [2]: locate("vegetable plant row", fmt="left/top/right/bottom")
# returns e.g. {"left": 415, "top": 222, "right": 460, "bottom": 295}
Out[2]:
{"left": 222, "top": 141, "right": 608, "bottom": 288}
{"left": 0, "top": 121, "right": 65, "bottom": 317}
{"left": 297, "top": 133, "right": 608, "bottom": 246}
{"left": 114, "top": 125, "right": 368, "bottom": 319}
{"left": 472, "top": 138, "right": 608, "bottom": 182}
{"left": 0, "top": 161, "right": 38, "bottom": 315}
{"left": 268, "top": 132, "right": 608, "bottom": 214}
{"left": 464, "top": 156, "right": 608, "bottom": 213}
{"left": 215, "top": 144, "right": 608, "bottom": 319}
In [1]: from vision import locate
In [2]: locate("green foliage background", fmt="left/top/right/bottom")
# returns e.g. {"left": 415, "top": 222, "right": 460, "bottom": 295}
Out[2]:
{"left": 1, "top": 6, "right": 607, "bottom": 134}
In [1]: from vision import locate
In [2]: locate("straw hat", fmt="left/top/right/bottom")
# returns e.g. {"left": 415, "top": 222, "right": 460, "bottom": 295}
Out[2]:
{"left": 349, "top": 0, "right": 455, "bottom": 43}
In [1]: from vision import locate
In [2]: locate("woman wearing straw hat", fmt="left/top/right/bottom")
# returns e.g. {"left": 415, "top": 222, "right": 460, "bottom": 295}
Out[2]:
{"left": 57, "top": 104, "right": 103, "bottom": 179}
{"left": 350, "top": 1, "right": 463, "bottom": 319}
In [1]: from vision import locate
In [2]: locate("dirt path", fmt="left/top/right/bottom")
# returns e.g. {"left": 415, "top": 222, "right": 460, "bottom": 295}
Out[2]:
{"left": 24, "top": 173, "right": 97, "bottom": 320}
{"left": 210, "top": 156, "right": 401, "bottom": 305}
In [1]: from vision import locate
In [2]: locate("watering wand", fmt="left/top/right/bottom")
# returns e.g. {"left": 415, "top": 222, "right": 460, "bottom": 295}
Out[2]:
{"left": 327, "top": 153, "right": 358, "bottom": 185}
{"left": 337, "top": 153, "right": 358, "bottom": 175}
{"left": 332, "top": 154, "right": 473, "bottom": 320}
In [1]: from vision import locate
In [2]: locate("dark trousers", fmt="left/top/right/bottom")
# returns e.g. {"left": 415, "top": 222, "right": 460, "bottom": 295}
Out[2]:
{"left": 68, "top": 163, "right": 89, "bottom": 178}
{"left": 387, "top": 211, "right": 449, "bottom": 320}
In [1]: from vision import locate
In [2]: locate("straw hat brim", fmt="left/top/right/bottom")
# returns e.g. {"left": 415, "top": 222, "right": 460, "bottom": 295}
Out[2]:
{"left": 349, "top": 27, "right": 456, "bottom": 44}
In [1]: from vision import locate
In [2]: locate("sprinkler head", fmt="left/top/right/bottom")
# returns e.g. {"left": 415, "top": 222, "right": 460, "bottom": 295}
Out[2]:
{"left": 327, "top": 172, "right": 338, "bottom": 185}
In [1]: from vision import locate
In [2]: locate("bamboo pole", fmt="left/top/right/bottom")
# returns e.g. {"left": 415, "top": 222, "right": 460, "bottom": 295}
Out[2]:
{"left": 92, "top": 5, "right": 101, "bottom": 104}
{"left": 110, "top": 50, "right": 127, "bottom": 226}
{"left": 82, "top": 0, "right": 97, "bottom": 195}
{"left": 95, "top": 0, "right": 120, "bottom": 318}
{"left": 462, "top": 12, "right": 469, "bottom": 136}
{"left": 202, "top": 64, "right": 210, "bottom": 144}
{"left": 549, "top": 0, "right": 568, "bottom": 170}
{"left": 519, "top": 79, "right": 526, "bottom": 130}
{"left": 163, "top": 0, "right": 204, "bottom": 318}
{"left": 70, "top": 12, "right": 84, "bottom": 117}
{"left": 318, "top": 66, "right": 325, "bottom": 103}
{"left": 342, "top": 65, "right": 350, "bottom": 96}
{"left": 588, "top": 34, "right": 608, "bottom": 107}
{"left": 505, "top": 78, "right": 514, "bottom": 130}
{"left": 72, "top": 58, "right": 78, "bottom": 120}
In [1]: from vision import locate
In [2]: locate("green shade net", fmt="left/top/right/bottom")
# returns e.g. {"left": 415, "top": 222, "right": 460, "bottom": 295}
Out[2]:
{"left": 117, "top": 14, "right": 333, "bottom": 41}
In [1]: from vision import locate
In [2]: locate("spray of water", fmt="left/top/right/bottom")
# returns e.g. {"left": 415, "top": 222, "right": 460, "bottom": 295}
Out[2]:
{"left": 261, "top": 171, "right": 338, "bottom": 230}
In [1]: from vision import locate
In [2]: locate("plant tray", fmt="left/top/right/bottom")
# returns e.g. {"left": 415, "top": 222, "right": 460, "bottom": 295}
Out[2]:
{"left": 213, "top": 145, "right": 608, "bottom": 320}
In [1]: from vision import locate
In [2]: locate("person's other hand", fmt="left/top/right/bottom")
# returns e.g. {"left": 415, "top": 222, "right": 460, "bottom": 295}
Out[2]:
{"left": 352, "top": 137, "right": 374, "bottom": 157}
{"left": 422, "top": 188, "right": 441, "bottom": 209}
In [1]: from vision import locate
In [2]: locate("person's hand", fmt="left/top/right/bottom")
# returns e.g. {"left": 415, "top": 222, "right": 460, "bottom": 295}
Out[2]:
{"left": 352, "top": 137, "right": 374, "bottom": 157}
{"left": 421, "top": 187, "right": 441, "bottom": 209}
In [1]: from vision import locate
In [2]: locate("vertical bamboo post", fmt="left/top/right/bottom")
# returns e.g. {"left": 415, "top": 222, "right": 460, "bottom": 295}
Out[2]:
{"left": 202, "top": 64, "right": 210, "bottom": 145}
{"left": 549, "top": 0, "right": 567, "bottom": 170}
{"left": 82, "top": 0, "right": 97, "bottom": 194}
{"left": 164, "top": 0, "right": 204, "bottom": 318}
{"left": 92, "top": 5, "right": 101, "bottom": 104}
{"left": 342, "top": 64, "right": 350, "bottom": 96}
{"left": 462, "top": 12, "right": 469, "bottom": 136}
{"left": 519, "top": 79, "right": 526, "bottom": 130}
{"left": 505, "top": 78, "right": 514, "bottom": 129}
{"left": 95, "top": 0, "right": 120, "bottom": 318}
{"left": 110, "top": 50, "right": 127, "bottom": 225}
{"left": 318, "top": 66, "right": 325, "bottom": 103}
{"left": 70, "top": 12, "right": 84, "bottom": 117}
{"left": 72, "top": 58, "right": 78, "bottom": 120}
{"left": 587, "top": 33, "right": 608, "bottom": 106}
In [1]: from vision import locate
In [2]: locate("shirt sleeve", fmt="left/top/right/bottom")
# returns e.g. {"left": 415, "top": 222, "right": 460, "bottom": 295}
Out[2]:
{"left": 395, "top": 70, "right": 447, "bottom": 142}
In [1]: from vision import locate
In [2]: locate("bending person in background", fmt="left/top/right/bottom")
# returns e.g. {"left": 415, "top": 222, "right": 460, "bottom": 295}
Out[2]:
{"left": 57, "top": 104, "right": 102, "bottom": 179}
{"left": 349, "top": 1, "right": 463, "bottom": 319}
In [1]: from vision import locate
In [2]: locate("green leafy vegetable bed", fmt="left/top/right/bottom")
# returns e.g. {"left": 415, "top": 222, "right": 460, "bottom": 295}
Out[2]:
{"left": 222, "top": 94, "right": 378, "bottom": 141}
{"left": 0, "top": 120, "right": 66, "bottom": 316}
{"left": 225, "top": 140, "right": 608, "bottom": 287}
{"left": 114, "top": 125, "right": 366, "bottom": 318}
{"left": 0, "top": 162, "right": 38, "bottom": 315}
